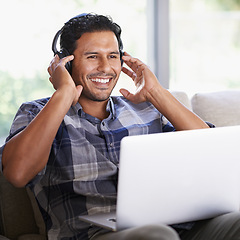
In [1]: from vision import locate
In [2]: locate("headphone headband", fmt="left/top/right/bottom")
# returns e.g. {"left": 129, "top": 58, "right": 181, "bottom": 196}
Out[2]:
{"left": 52, "top": 13, "right": 88, "bottom": 56}
{"left": 52, "top": 29, "right": 62, "bottom": 55}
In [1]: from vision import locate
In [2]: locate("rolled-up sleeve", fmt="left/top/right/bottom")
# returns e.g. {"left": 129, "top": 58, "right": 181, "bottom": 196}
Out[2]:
{"left": 0, "top": 98, "right": 48, "bottom": 173}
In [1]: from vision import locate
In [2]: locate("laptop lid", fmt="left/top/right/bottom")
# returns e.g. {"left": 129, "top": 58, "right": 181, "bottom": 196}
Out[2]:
{"left": 116, "top": 126, "right": 240, "bottom": 230}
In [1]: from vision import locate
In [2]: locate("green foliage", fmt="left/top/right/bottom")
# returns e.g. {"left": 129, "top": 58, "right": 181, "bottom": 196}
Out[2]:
{"left": 206, "top": 0, "right": 240, "bottom": 10}
{"left": 0, "top": 71, "right": 53, "bottom": 139}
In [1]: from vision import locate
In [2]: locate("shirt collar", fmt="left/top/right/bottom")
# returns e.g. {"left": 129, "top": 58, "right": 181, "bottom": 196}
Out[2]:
{"left": 106, "top": 97, "right": 116, "bottom": 119}
{"left": 70, "top": 97, "right": 116, "bottom": 120}
{"left": 71, "top": 102, "right": 83, "bottom": 116}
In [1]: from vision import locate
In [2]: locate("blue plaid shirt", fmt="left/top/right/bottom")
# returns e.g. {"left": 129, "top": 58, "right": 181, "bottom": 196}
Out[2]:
{"left": 0, "top": 96, "right": 191, "bottom": 239}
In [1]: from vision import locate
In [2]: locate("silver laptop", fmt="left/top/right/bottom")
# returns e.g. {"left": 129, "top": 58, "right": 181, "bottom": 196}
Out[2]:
{"left": 80, "top": 126, "right": 240, "bottom": 231}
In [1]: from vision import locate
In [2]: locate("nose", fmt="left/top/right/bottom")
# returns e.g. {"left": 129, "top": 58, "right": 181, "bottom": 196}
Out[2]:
{"left": 97, "top": 57, "right": 112, "bottom": 73}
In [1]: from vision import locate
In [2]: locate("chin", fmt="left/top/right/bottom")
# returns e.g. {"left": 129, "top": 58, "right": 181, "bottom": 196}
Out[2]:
{"left": 92, "top": 98, "right": 109, "bottom": 102}
{"left": 86, "top": 92, "right": 111, "bottom": 102}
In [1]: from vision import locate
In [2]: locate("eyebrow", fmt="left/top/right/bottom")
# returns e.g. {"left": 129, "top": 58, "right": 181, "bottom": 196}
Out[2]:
{"left": 84, "top": 51, "right": 120, "bottom": 55}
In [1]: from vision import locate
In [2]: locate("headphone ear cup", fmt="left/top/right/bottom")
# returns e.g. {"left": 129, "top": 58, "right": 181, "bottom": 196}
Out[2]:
{"left": 120, "top": 51, "right": 124, "bottom": 66}
{"left": 57, "top": 48, "right": 72, "bottom": 73}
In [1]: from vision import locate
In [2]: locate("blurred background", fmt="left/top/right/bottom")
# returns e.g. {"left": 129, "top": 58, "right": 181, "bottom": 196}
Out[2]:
{"left": 0, "top": 0, "right": 240, "bottom": 143}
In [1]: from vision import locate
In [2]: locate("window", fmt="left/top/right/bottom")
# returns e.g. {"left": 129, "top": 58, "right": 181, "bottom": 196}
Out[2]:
{"left": 0, "top": 0, "right": 147, "bottom": 144}
{"left": 3, "top": 0, "right": 239, "bottom": 144}
{"left": 170, "top": 0, "right": 240, "bottom": 95}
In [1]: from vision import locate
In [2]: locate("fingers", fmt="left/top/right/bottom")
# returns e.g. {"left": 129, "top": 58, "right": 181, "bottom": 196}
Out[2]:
{"left": 122, "top": 53, "right": 145, "bottom": 81}
{"left": 47, "top": 54, "right": 75, "bottom": 93}
{"left": 48, "top": 54, "right": 74, "bottom": 77}
{"left": 47, "top": 55, "right": 59, "bottom": 77}
{"left": 61, "top": 54, "right": 74, "bottom": 66}
{"left": 122, "top": 53, "right": 145, "bottom": 72}
{"left": 121, "top": 67, "right": 137, "bottom": 81}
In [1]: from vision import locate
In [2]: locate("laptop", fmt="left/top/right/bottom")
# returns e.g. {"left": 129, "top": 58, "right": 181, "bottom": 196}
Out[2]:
{"left": 80, "top": 125, "right": 240, "bottom": 231}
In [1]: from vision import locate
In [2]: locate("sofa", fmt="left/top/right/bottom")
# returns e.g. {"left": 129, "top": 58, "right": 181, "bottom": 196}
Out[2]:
{"left": 171, "top": 90, "right": 240, "bottom": 127}
{"left": 1, "top": 90, "right": 240, "bottom": 240}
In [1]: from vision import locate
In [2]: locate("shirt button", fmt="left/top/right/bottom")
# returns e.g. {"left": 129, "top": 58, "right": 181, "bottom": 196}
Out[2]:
{"left": 109, "top": 143, "right": 113, "bottom": 147}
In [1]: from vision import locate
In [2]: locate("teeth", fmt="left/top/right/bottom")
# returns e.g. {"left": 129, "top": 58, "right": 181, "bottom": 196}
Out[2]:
{"left": 90, "top": 78, "right": 110, "bottom": 83}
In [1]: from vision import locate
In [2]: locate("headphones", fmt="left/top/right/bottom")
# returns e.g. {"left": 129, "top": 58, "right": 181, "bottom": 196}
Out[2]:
{"left": 51, "top": 13, "right": 87, "bottom": 73}
{"left": 51, "top": 13, "right": 124, "bottom": 74}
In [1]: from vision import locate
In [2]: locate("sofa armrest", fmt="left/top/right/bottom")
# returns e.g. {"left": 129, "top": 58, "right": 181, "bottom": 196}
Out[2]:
{"left": 18, "top": 234, "right": 46, "bottom": 240}
{"left": 0, "top": 173, "right": 40, "bottom": 239}
{"left": 0, "top": 235, "right": 10, "bottom": 240}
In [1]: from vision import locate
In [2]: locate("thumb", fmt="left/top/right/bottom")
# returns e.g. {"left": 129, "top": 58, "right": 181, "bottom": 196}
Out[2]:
{"left": 72, "top": 85, "right": 83, "bottom": 106}
{"left": 120, "top": 88, "right": 135, "bottom": 102}
{"left": 76, "top": 85, "right": 83, "bottom": 96}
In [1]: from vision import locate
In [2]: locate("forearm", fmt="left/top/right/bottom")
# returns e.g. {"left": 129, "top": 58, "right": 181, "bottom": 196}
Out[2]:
{"left": 2, "top": 87, "right": 75, "bottom": 187}
{"left": 147, "top": 86, "right": 209, "bottom": 131}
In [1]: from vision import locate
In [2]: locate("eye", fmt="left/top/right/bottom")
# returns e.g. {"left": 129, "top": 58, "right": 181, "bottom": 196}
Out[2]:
{"left": 87, "top": 55, "right": 97, "bottom": 59}
{"left": 109, "top": 54, "right": 118, "bottom": 59}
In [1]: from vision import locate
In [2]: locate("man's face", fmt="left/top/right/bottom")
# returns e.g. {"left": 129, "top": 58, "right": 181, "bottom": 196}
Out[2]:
{"left": 71, "top": 31, "right": 122, "bottom": 102}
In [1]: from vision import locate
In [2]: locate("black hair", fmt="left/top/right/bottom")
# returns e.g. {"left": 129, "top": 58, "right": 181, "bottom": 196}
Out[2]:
{"left": 60, "top": 13, "right": 123, "bottom": 55}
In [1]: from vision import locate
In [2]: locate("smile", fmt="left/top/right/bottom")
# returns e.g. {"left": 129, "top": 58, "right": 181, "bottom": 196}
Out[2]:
{"left": 90, "top": 78, "right": 111, "bottom": 84}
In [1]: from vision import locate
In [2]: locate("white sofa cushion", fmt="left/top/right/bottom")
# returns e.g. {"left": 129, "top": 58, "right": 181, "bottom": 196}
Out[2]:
{"left": 191, "top": 90, "right": 240, "bottom": 127}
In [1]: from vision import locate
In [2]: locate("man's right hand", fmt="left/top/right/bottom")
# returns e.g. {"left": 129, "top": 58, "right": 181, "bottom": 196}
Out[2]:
{"left": 48, "top": 54, "right": 83, "bottom": 105}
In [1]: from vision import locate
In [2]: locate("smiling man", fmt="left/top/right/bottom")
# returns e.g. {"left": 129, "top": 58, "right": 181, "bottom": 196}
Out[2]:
{"left": 1, "top": 13, "right": 240, "bottom": 240}
{"left": 71, "top": 30, "right": 121, "bottom": 119}
{"left": 72, "top": 31, "right": 120, "bottom": 99}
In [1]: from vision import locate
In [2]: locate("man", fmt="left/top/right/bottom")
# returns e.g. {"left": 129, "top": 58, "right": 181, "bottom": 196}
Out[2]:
{"left": 1, "top": 13, "right": 240, "bottom": 240}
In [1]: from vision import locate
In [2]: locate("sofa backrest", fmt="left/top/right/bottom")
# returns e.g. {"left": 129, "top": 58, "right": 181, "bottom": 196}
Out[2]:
{"left": 170, "top": 90, "right": 192, "bottom": 110}
{"left": 191, "top": 90, "right": 240, "bottom": 127}
{"left": 171, "top": 90, "right": 240, "bottom": 127}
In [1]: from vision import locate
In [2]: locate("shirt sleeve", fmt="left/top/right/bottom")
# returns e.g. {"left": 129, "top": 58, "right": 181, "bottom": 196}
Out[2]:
{"left": 161, "top": 114, "right": 215, "bottom": 133}
{"left": 0, "top": 99, "right": 48, "bottom": 173}
{"left": 161, "top": 115, "right": 175, "bottom": 132}
{"left": 206, "top": 121, "right": 215, "bottom": 128}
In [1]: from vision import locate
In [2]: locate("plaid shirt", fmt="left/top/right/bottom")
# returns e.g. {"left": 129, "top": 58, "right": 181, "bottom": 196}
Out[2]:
{"left": 1, "top": 96, "right": 178, "bottom": 239}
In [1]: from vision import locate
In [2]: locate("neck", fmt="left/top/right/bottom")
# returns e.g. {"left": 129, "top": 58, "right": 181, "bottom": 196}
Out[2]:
{"left": 79, "top": 97, "right": 110, "bottom": 120}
